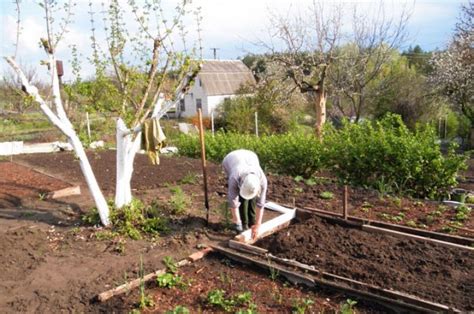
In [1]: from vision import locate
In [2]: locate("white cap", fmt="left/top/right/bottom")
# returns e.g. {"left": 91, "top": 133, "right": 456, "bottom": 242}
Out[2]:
{"left": 240, "top": 173, "right": 260, "bottom": 200}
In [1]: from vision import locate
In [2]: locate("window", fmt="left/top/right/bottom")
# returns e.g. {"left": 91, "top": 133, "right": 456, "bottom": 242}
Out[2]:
{"left": 179, "top": 99, "right": 185, "bottom": 111}
{"left": 196, "top": 98, "right": 202, "bottom": 111}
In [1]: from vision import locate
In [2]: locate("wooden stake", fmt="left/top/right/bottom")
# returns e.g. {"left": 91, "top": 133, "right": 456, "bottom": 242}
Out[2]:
{"left": 198, "top": 109, "right": 210, "bottom": 224}
{"left": 343, "top": 185, "right": 348, "bottom": 220}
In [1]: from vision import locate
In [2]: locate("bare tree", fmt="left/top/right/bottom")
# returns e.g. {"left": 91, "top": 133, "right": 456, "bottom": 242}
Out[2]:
{"left": 262, "top": 1, "right": 411, "bottom": 132}
{"left": 262, "top": 1, "right": 342, "bottom": 138}
{"left": 325, "top": 3, "right": 411, "bottom": 122}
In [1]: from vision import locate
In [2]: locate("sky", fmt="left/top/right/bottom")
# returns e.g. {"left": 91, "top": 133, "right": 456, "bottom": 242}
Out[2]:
{"left": 0, "top": 0, "right": 466, "bottom": 81}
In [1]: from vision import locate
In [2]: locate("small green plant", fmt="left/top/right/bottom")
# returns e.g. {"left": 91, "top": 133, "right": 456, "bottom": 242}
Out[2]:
{"left": 319, "top": 191, "right": 334, "bottom": 200}
{"left": 179, "top": 172, "right": 199, "bottom": 185}
{"left": 269, "top": 265, "right": 280, "bottom": 281}
{"left": 206, "top": 289, "right": 254, "bottom": 312}
{"left": 163, "top": 256, "right": 178, "bottom": 274}
{"left": 165, "top": 306, "right": 190, "bottom": 314}
{"left": 454, "top": 204, "right": 471, "bottom": 221}
{"left": 156, "top": 272, "right": 184, "bottom": 289}
{"left": 138, "top": 255, "right": 154, "bottom": 309}
{"left": 168, "top": 186, "right": 191, "bottom": 215}
{"left": 294, "top": 175, "right": 304, "bottom": 183}
{"left": 82, "top": 207, "right": 101, "bottom": 225}
{"left": 294, "top": 187, "right": 304, "bottom": 193}
{"left": 340, "top": 298, "right": 357, "bottom": 314}
{"left": 304, "top": 178, "right": 317, "bottom": 186}
{"left": 95, "top": 230, "right": 118, "bottom": 241}
{"left": 391, "top": 196, "right": 402, "bottom": 207}
{"left": 406, "top": 220, "right": 417, "bottom": 228}
{"left": 292, "top": 298, "right": 314, "bottom": 314}
{"left": 38, "top": 192, "right": 48, "bottom": 201}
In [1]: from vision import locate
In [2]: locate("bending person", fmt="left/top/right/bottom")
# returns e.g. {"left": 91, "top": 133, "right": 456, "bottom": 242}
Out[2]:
{"left": 222, "top": 149, "right": 268, "bottom": 239}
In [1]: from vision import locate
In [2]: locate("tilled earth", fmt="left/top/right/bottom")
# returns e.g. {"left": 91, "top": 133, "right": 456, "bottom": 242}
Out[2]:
{"left": 1, "top": 149, "right": 473, "bottom": 312}
{"left": 258, "top": 216, "right": 474, "bottom": 311}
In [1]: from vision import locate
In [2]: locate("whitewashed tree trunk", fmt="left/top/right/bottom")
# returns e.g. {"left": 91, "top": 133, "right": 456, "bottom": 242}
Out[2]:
{"left": 115, "top": 118, "right": 142, "bottom": 208}
{"left": 4, "top": 56, "right": 110, "bottom": 226}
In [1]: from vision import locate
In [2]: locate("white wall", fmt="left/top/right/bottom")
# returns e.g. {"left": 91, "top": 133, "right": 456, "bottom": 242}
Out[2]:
{"left": 179, "top": 76, "right": 207, "bottom": 118}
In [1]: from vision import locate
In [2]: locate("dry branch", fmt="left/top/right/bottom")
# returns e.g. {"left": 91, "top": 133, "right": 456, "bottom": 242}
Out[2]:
{"left": 96, "top": 247, "right": 213, "bottom": 302}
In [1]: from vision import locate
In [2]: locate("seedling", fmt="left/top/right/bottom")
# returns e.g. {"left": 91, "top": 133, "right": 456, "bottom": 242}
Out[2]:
{"left": 454, "top": 204, "right": 471, "bottom": 221}
{"left": 406, "top": 220, "right": 417, "bottom": 228}
{"left": 38, "top": 192, "right": 48, "bottom": 201}
{"left": 168, "top": 186, "right": 191, "bottom": 215}
{"left": 291, "top": 298, "right": 314, "bottom": 314}
{"left": 163, "top": 256, "right": 178, "bottom": 273}
{"left": 138, "top": 255, "right": 154, "bottom": 309}
{"left": 340, "top": 298, "right": 357, "bottom": 314}
{"left": 304, "top": 178, "right": 317, "bottom": 186}
{"left": 319, "top": 191, "right": 334, "bottom": 200}
{"left": 294, "top": 175, "right": 304, "bottom": 183}
{"left": 165, "top": 306, "right": 190, "bottom": 314}
{"left": 156, "top": 272, "right": 184, "bottom": 289}
{"left": 269, "top": 265, "right": 280, "bottom": 281}
{"left": 179, "top": 172, "right": 199, "bottom": 185}
{"left": 294, "top": 187, "right": 304, "bottom": 193}
{"left": 206, "top": 289, "right": 254, "bottom": 312}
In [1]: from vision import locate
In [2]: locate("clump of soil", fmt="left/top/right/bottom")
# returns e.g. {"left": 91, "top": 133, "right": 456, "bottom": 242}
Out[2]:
{"left": 258, "top": 216, "right": 474, "bottom": 311}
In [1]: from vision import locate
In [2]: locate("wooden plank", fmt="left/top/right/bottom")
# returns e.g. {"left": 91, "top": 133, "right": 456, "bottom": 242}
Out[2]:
{"left": 47, "top": 186, "right": 81, "bottom": 199}
{"left": 229, "top": 240, "right": 268, "bottom": 254}
{"left": 264, "top": 202, "right": 293, "bottom": 214}
{"left": 362, "top": 225, "right": 474, "bottom": 251}
{"left": 234, "top": 210, "right": 295, "bottom": 244}
{"left": 96, "top": 248, "right": 212, "bottom": 302}
{"left": 301, "top": 206, "right": 474, "bottom": 247}
{"left": 213, "top": 245, "right": 459, "bottom": 313}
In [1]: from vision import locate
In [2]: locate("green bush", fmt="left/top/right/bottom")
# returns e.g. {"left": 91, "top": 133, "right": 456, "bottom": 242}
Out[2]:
{"left": 176, "top": 114, "right": 466, "bottom": 199}
{"left": 323, "top": 114, "right": 466, "bottom": 198}
{"left": 176, "top": 130, "right": 322, "bottom": 177}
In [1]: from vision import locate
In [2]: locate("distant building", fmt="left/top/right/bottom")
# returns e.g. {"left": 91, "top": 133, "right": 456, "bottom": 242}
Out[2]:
{"left": 177, "top": 60, "right": 256, "bottom": 118}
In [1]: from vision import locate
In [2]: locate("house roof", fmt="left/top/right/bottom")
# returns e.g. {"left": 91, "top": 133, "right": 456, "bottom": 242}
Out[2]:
{"left": 198, "top": 60, "right": 256, "bottom": 96}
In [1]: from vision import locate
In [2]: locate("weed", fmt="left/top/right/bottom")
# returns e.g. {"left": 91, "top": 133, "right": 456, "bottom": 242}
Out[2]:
{"left": 294, "top": 187, "right": 304, "bottom": 193}
{"left": 165, "top": 306, "right": 190, "bottom": 314}
{"left": 454, "top": 204, "right": 471, "bottom": 221}
{"left": 391, "top": 196, "right": 402, "bottom": 207}
{"left": 294, "top": 176, "right": 304, "bottom": 183}
{"left": 406, "top": 220, "right": 417, "bottom": 228}
{"left": 114, "top": 239, "right": 126, "bottom": 254}
{"left": 319, "top": 191, "right": 334, "bottom": 200}
{"left": 156, "top": 272, "right": 184, "bottom": 289}
{"left": 219, "top": 271, "right": 232, "bottom": 285}
{"left": 138, "top": 255, "right": 154, "bottom": 309}
{"left": 292, "top": 298, "right": 314, "bottom": 314}
{"left": 38, "top": 192, "right": 48, "bottom": 201}
{"left": 82, "top": 207, "right": 101, "bottom": 225}
{"left": 179, "top": 172, "right": 199, "bottom": 185}
{"left": 340, "top": 299, "right": 358, "bottom": 314}
{"left": 269, "top": 265, "right": 280, "bottom": 281}
{"left": 379, "top": 212, "right": 404, "bottom": 222}
{"left": 206, "top": 289, "right": 254, "bottom": 312}
{"left": 304, "top": 178, "right": 317, "bottom": 186}
{"left": 163, "top": 256, "right": 178, "bottom": 274}
{"left": 82, "top": 199, "right": 170, "bottom": 240}
{"left": 168, "top": 186, "right": 191, "bottom": 215}
{"left": 95, "top": 230, "right": 118, "bottom": 241}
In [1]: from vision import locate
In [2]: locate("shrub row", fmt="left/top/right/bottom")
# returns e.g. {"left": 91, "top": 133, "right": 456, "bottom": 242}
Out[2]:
{"left": 175, "top": 114, "right": 467, "bottom": 198}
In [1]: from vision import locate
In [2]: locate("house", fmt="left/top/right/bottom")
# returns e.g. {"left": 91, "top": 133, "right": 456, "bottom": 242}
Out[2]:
{"left": 177, "top": 60, "right": 256, "bottom": 118}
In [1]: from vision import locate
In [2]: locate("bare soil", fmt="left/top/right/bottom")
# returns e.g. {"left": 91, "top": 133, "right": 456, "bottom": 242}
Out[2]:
{"left": 258, "top": 216, "right": 474, "bottom": 311}
{"left": 1, "top": 149, "right": 473, "bottom": 312}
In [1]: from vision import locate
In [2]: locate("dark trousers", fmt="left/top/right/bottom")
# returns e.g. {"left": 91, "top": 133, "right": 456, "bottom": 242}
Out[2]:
{"left": 239, "top": 196, "right": 256, "bottom": 229}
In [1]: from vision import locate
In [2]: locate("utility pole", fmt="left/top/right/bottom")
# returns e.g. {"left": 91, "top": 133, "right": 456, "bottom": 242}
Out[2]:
{"left": 210, "top": 47, "right": 220, "bottom": 60}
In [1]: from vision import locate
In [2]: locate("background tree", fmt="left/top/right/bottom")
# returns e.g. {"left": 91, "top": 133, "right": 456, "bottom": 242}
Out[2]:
{"left": 263, "top": 1, "right": 343, "bottom": 138}
{"left": 430, "top": 1, "right": 473, "bottom": 141}
{"left": 328, "top": 4, "right": 411, "bottom": 122}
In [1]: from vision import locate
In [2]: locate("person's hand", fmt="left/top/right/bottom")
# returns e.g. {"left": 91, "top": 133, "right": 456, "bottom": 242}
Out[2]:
{"left": 251, "top": 223, "right": 261, "bottom": 239}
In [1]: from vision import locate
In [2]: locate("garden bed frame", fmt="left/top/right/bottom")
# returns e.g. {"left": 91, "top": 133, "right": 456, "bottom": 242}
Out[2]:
{"left": 214, "top": 202, "right": 472, "bottom": 312}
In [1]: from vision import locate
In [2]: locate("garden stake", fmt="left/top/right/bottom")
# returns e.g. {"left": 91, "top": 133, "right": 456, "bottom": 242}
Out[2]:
{"left": 343, "top": 185, "right": 348, "bottom": 220}
{"left": 198, "top": 109, "right": 210, "bottom": 224}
